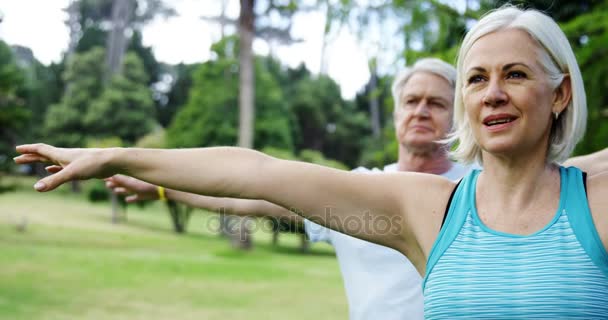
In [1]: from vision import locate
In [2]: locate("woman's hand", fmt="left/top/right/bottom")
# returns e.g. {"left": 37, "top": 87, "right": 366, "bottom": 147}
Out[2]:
{"left": 14, "top": 143, "right": 116, "bottom": 192}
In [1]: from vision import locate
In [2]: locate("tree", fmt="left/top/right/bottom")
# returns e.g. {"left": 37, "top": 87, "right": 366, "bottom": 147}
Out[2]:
{"left": 166, "top": 37, "right": 292, "bottom": 152}
{"left": 84, "top": 52, "right": 157, "bottom": 144}
{"left": 0, "top": 41, "right": 29, "bottom": 172}
{"left": 105, "top": 0, "right": 135, "bottom": 79}
{"left": 238, "top": 0, "right": 255, "bottom": 152}
{"left": 561, "top": 3, "right": 608, "bottom": 155}
{"left": 44, "top": 47, "right": 106, "bottom": 148}
{"left": 69, "top": 0, "right": 174, "bottom": 84}
{"left": 158, "top": 63, "right": 200, "bottom": 127}
{"left": 10, "top": 46, "right": 64, "bottom": 145}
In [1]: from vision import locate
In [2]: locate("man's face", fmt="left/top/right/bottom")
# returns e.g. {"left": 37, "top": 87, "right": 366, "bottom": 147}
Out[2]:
{"left": 393, "top": 72, "right": 454, "bottom": 154}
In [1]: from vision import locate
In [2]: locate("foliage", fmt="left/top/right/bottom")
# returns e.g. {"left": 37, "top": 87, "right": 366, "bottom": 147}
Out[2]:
{"left": 76, "top": 0, "right": 175, "bottom": 29}
{"left": 0, "top": 41, "right": 29, "bottom": 171}
{"left": 482, "top": 0, "right": 603, "bottom": 22}
{"left": 299, "top": 149, "right": 348, "bottom": 170}
{"left": 269, "top": 60, "right": 369, "bottom": 167}
{"left": 166, "top": 37, "right": 293, "bottom": 151}
{"left": 158, "top": 63, "right": 200, "bottom": 127}
{"left": 289, "top": 76, "right": 344, "bottom": 149}
{"left": 76, "top": 27, "right": 162, "bottom": 85}
{"left": 86, "top": 137, "right": 124, "bottom": 148}
{"left": 135, "top": 129, "right": 166, "bottom": 148}
{"left": 45, "top": 47, "right": 157, "bottom": 147}
{"left": 84, "top": 52, "right": 157, "bottom": 144}
{"left": 85, "top": 179, "right": 112, "bottom": 202}
{"left": 261, "top": 147, "right": 299, "bottom": 161}
{"left": 561, "top": 2, "right": 608, "bottom": 155}
{"left": 359, "top": 126, "right": 399, "bottom": 168}
{"left": 261, "top": 147, "right": 348, "bottom": 170}
{"left": 44, "top": 47, "right": 106, "bottom": 147}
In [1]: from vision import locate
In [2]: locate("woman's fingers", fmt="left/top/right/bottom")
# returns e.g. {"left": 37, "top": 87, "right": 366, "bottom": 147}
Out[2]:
{"left": 34, "top": 167, "right": 75, "bottom": 192}
{"left": 16, "top": 144, "right": 56, "bottom": 159}
{"left": 14, "top": 153, "right": 52, "bottom": 164}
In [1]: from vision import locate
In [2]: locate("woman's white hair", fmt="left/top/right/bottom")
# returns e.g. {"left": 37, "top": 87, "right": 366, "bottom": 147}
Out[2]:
{"left": 451, "top": 5, "right": 587, "bottom": 164}
{"left": 391, "top": 58, "right": 457, "bottom": 111}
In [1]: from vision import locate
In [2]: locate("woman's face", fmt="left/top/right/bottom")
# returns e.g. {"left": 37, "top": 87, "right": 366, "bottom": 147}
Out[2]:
{"left": 462, "top": 29, "right": 559, "bottom": 160}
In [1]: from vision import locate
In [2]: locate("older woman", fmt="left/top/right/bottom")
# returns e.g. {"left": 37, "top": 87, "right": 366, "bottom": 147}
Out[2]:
{"left": 15, "top": 6, "right": 607, "bottom": 318}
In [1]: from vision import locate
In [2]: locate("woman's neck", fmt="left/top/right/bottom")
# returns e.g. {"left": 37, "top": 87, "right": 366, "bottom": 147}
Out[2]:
{"left": 476, "top": 149, "right": 561, "bottom": 234}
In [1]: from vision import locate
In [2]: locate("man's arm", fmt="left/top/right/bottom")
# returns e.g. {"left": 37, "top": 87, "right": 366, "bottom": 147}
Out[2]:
{"left": 563, "top": 148, "right": 608, "bottom": 176}
{"left": 106, "top": 175, "right": 303, "bottom": 224}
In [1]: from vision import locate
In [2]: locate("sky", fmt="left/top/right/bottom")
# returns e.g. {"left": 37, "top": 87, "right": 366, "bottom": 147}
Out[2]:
{"left": 0, "top": 0, "right": 375, "bottom": 99}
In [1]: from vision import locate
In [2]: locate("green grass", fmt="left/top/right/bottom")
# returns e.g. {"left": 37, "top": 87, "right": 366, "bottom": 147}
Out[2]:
{"left": 0, "top": 177, "right": 346, "bottom": 320}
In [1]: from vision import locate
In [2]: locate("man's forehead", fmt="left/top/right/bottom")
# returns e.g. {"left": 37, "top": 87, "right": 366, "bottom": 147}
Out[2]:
{"left": 402, "top": 72, "right": 453, "bottom": 96}
{"left": 401, "top": 83, "right": 454, "bottom": 101}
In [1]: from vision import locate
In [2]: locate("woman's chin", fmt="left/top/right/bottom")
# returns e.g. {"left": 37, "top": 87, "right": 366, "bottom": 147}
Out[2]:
{"left": 480, "top": 141, "right": 519, "bottom": 158}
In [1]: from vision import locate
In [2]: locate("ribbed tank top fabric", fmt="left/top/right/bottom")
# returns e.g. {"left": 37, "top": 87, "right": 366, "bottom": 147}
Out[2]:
{"left": 423, "top": 166, "right": 608, "bottom": 319}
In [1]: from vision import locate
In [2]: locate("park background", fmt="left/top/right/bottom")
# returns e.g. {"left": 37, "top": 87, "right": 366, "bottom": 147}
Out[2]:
{"left": 1, "top": 0, "right": 607, "bottom": 319}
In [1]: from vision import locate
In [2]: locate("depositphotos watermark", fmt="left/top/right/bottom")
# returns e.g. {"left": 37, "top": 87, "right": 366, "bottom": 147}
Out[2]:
{"left": 202, "top": 207, "right": 403, "bottom": 241}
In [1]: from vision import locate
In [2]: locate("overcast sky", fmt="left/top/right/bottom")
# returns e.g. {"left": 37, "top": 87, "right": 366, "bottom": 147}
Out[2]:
{"left": 0, "top": 0, "right": 376, "bottom": 99}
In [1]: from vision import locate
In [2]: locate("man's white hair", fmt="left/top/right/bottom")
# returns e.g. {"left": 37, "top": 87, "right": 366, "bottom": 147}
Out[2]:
{"left": 391, "top": 58, "right": 457, "bottom": 112}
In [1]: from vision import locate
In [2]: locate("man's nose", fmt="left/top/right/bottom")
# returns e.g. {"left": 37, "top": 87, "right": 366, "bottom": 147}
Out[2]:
{"left": 413, "top": 101, "right": 430, "bottom": 117}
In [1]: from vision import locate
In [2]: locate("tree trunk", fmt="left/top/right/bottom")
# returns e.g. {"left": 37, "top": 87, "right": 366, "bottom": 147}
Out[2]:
{"left": 230, "top": 0, "right": 256, "bottom": 250}
{"left": 368, "top": 59, "right": 381, "bottom": 139}
{"left": 105, "top": 0, "right": 134, "bottom": 80}
{"left": 217, "top": 0, "right": 232, "bottom": 237}
{"left": 319, "top": 2, "right": 331, "bottom": 75}
{"left": 238, "top": 0, "right": 255, "bottom": 149}
{"left": 64, "top": 0, "right": 80, "bottom": 60}
{"left": 166, "top": 200, "right": 192, "bottom": 233}
{"left": 70, "top": 180, "right": 81, "bottom": 193}
{"left": 105, "top": 0, "right": 134, "bottom": 222}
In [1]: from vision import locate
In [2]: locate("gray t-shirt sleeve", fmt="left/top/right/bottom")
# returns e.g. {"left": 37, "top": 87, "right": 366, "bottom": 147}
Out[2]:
{"left": 304, "top": 219, "right": 333, "bottom": 243}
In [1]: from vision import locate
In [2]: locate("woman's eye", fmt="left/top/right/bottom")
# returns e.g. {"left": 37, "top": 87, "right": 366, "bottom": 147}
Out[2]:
{"left": 467, "top": 75, "right": 484, "bottom": 84}
{"left": 507, "top": 71, "right": 527, "bottom": 79}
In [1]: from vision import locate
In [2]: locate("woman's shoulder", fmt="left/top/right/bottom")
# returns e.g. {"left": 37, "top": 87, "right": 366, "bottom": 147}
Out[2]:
{"left": 588, "top": 172, "right": 608, "bottom": 207}
{"left": 587, "top": 172, "right": 608, "bottom": 251}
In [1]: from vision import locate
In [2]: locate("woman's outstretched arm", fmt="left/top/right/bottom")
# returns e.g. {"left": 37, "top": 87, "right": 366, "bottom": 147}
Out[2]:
{"left": 563, "top": 148, "right": 608, "bottom": 176}
{"left": 15, "top": 144, "right": 454, "bottom": 259}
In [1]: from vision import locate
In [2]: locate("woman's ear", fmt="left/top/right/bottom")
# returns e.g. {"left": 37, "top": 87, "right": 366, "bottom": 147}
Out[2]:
{"left": 552, "top": 75, "right": 572, "bottom": 114}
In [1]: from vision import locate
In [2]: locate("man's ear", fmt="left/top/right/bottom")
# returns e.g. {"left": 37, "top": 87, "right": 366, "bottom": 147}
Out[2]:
{"left": 553, "top": 75, "right": 572, "bottom": 114}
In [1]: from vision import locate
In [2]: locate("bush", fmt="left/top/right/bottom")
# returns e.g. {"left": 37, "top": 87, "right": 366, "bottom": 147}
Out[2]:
{"left": 86, "top": 180, "right": 110, "bottom": 202}
{"left": 298, "top": 150, "right": 348, "bottom": 170}
{"left": 261, "top": 147, "right": 299, "bottom": 161}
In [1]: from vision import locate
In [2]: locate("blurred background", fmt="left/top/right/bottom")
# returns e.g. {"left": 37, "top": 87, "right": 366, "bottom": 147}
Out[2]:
{"left": 0, "top": 0, "right": 607, "bottom": 319}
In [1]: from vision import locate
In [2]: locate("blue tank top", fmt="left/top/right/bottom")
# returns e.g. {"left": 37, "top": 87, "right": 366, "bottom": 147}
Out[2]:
{"left": 423, "top": 166, "right": 608, "bottom": 319}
